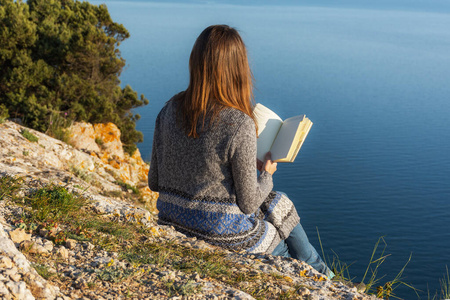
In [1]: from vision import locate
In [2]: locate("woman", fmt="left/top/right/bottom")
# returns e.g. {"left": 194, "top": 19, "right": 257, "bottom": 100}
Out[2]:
{"left": 148, "top": 25, "right": 333, "bottom": 278}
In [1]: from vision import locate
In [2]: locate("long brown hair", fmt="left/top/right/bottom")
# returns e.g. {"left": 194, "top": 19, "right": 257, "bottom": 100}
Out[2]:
{"left": 175, "top": 25, "right": 255, "bottom": 138}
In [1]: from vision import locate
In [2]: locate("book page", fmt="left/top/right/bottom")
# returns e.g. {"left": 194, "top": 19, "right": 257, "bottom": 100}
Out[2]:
{"left": 269, "top": 115, "right": 306, "bottom": 162}
{"left": 287, "top": 117, "right": 313, "bottom": 162}
{"left": 253, "top": 103, "right": 283, "bottom": 161}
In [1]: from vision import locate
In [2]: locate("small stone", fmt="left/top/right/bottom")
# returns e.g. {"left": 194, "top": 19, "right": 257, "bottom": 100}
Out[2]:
{"left": 6, "top": 281, "right": 19, "bottom": 295}
{"left": 65, "top": 239, "right": 77, "bottom": 250}
{"left": 20, "top": 240, "right": 38, "bottom": 253}
{"left": 297, "top": 287, "right": 311, "bottom": 296}
{"left": 57, "top": 246, "right": 69, "bottom": 259}
{"left": 9, "top": 228, "right": 31, "bottom": 244}
{"left": 0, "top": 281, "right": 9, "bottom": 295}
{"left": 37, "top": 246, "right": 49, "bottom": 256}
{"left": 82, "top": 242, "right": 95, "bottom": 251}
{"left": 34, "top": 237, "right": 44, "bottom": 245}
{"left": 75, "top": 278, "right": 88, "bottom": 289}
{"left": 39, "top": 228, "right": 49, "bottom": 237}
{"left": 0, "top": 256, "right": 13, "bottom": 269}
{"left": 9, "top": 274, "right": 21, "bottom": 282}
{"left": 280, "top": 285, "right": 291, "bottom": 292}
{"left": 190, "top": 273, "right": 200, "bottom": 281}
{"left": 4, "top": 267, "right": 19, "bottom": 276}
{"left": 23, "top": 273, "right": 35, "bottom": 282}
{"left": 43, "top": 240, "right": 54, "bottom": 252}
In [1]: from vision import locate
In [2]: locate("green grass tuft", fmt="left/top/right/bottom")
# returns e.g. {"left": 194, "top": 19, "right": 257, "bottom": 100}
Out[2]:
{"left": 20, "top": 129, "right": 39, "bottom": 142}
{"left": 115, "top": 180, "right": 140, "bottom": 195}
{"left": 46, "top": 112, "right": 71, "bottom": 144}
{"left": 27, "top": 185, "right": 88, "bottom": 224}
{"left": 0, "top": 175, "right": 23, "bottom": 201}
{"left": 32, "top": 263, "right": 54, "bottom": 280}
{"left": 317, "top": 228, "right": 416, "bottom": 299}
{"left": 165, "top": 280, "right": 201, "bottom": 297}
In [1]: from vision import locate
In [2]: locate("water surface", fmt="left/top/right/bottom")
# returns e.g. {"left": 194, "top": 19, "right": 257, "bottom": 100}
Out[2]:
{"left": 89, "top": 1, "right": 450, "bottom": 298}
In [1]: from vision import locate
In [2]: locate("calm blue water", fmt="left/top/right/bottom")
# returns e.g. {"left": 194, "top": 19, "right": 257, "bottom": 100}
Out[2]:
{"left": 90, "top": 1, "right": 450, "bottom": 298}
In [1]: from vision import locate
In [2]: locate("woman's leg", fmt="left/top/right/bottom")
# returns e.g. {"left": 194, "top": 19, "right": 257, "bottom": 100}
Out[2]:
{"left": 271, "top": 239, "right": 291, "bottom": 258}
{"left": 285, "top": 223, "right": 334, "bottom": 278}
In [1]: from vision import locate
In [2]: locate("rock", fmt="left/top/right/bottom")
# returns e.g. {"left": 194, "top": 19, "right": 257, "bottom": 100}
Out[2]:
{"left": 0, "top": 281, "right": 9, "bottom": 295}
{"left": 5, "top": 281, "right": 27, "bottom": 297}
{"left": 57, "top": 246, "right": 69, "bottom": 259}
{"left": 9, "top": 228, "right": 31, "bottom": 244}
{"left": 43, "top": 240, "right": 54, "bottom": 252}
{"left": 92, "top": 257, "right": 112, "bottom": 267}
{"left": 23, "top": 273, "right": 35, "bottom": 282}
{"left": 20, "top": 240, "right": 38, "bottom": 253}
{"left": 82, "top": 242, "right": 95, "bottom": 251}
{"left": 66, "top": 239, "right": 77, "bottom": 250}
{"left": 9, "top": 274, "right": 21, "bottom": 282}
{"left": 75, "top": 278, "right": 88, "bottom": 289}
{"left": 0, "top": 256, "right": 13, "bottom": 269}
{"left": 39, "top": 228, "right": 49, "bottom": 237}
{"left": 93, "top": 123, "right": 124, "bottom": 160}
{"left": 67, "top": 122, "right": 101, "bottom": 153}
{"left": 4, "top": 267, "right": 18, "bottom": 276}
{"left": 28, "top": 281, "right": 57, "bottom": 299}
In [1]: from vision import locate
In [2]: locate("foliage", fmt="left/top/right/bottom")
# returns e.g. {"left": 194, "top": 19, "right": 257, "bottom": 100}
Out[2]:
{"left": 0, "top": 0, "right": 148, "bottom": 153}
{"left": 430, "top": 266, "right": 450, "bottom": 300}
{"left": 164, "top": 280, "right": 201, "bottom": 297}
{"left": 70, "top": 165, "right": 93, "bottom": 183}
{"left": 440, "top": 266, "right": 450, "bottom": 300}
{"left": 46, "top": 111, "right": 71, "bottom": 143}
{"left": 317, "top": 228, "right": 416, "bottom": 300}
{"left": 20, "top": 128, "right": 39, "bottom": 142}
{"left": 115, "top": 180, "right": 139, "bottom": 195}
{"left": 0, "top": 175, "right": 23, "bottom": 201}
{"left": 31, "top": 263, "right": 54, "bottom": 280}
{"left": 27, "top": 185, "right": 87, "bottom": 223}
{"left": 0, "top": 104, "right": 9, "bottom": 123}
{"left": 95, "top": 265, "right": 138, "bottom": 283}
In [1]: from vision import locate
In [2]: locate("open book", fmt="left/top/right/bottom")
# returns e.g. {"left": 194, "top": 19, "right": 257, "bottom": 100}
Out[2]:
{"left": 253, "top": 103, "right": 313, "bottom": 163}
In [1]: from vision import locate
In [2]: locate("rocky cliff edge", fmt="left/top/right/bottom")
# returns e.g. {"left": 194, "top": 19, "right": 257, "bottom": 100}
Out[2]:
{"left": 0, "top": 120, "right": 377, "bottom": 300}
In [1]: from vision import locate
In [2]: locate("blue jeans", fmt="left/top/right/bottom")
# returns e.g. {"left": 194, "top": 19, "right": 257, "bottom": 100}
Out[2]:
{"left": 272, "top": 223, "right": 334, "bottom": 279}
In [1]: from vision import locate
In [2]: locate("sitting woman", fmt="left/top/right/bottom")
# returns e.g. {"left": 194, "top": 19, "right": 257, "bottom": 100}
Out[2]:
{"left": 148, "top": 24, "right": 333, "bottom": 278}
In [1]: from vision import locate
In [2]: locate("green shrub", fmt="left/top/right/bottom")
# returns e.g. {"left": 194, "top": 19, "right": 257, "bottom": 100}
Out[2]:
{"left": 0, "top": 104, "right": 9, "bottom": 124}
{"left": 0, "top": 0, "right": 148, "bottom": 153}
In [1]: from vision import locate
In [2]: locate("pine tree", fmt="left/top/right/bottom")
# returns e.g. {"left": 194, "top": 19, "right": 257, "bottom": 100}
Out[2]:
{"left": 0, "top": 0, "right": 148, "bottom": 155}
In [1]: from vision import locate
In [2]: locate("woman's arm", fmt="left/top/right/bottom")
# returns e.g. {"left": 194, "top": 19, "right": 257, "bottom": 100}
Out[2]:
{"left": 230, "top": 117, "right": 274, "bottom": 214}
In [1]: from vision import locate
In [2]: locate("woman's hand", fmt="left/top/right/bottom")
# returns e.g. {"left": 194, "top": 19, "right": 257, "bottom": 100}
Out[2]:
{"left": 262, "top": 152, "right": 277, "bottom": 175}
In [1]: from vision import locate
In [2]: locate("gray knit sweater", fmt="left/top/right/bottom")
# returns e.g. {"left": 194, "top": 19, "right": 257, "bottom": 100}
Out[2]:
{"left": 148, "top": 99, "right": 300, "bottom": 253}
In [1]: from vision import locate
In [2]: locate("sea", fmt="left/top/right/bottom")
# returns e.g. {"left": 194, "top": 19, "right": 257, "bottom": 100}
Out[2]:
{"left": 88, "top": 1, "right": 450, "bottom": 298}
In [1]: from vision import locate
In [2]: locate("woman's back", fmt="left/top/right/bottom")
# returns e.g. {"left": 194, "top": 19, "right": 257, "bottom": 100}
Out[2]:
{"left": 149, "top": 99, "right": 284, "bottom": 252}
{"left": 150, "top": 99, "right": 252, "bottom": 199}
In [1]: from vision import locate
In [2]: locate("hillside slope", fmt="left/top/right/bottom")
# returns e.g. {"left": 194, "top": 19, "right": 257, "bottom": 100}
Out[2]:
{"left": 0, "top": 121, "right": 377, "bottom": 299}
